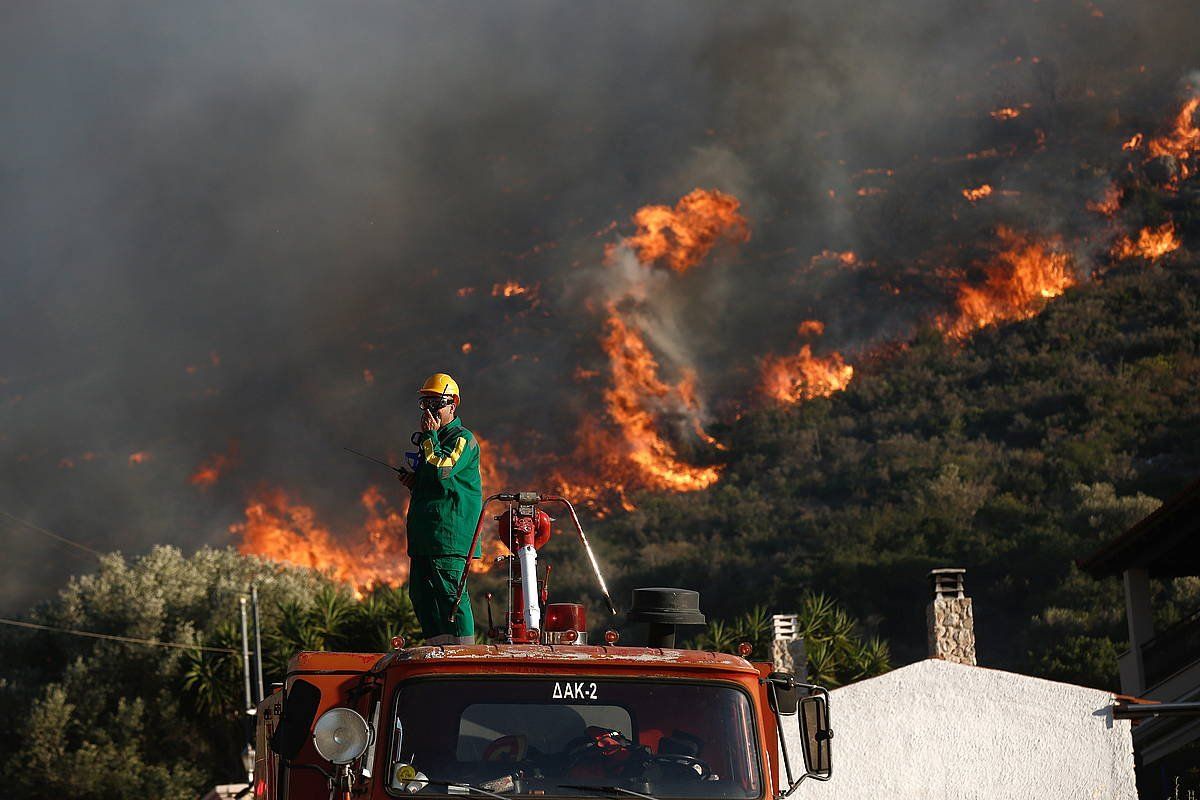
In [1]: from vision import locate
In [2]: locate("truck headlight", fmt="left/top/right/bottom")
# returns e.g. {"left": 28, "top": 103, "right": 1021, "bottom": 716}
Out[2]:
{"left": 312, "top": 708, "right": 372, "bottom": 765}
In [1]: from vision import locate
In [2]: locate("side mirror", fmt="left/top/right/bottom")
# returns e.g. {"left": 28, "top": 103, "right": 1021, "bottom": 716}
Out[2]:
{"left": 775, "top": 683, "right": 832, "bottom": 797}
{"left": 766, "top": 672, "right": 800, "bottom": 716}
{"left": 798, "top": 692, "right": 832, "bottom": 779}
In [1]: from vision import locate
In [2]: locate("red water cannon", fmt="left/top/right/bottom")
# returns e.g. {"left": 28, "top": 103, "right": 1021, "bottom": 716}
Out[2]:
{"left": 449, "top": 491, "right": 615, "bottom": 645}
{"left": 496, "top": 507, "right": 553, "bottom": 550}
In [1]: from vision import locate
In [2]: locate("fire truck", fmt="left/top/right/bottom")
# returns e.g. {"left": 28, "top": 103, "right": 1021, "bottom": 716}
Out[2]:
{"left": 251, "top": 493, "right": 833, "bottom": 800}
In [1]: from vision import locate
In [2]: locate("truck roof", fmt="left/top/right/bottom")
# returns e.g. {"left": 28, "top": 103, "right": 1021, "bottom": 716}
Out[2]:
{"left": 286, "top": 645, "right": 760, "bottom": 678}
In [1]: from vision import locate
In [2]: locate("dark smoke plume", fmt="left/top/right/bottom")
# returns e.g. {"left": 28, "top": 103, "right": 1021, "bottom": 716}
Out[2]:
{"left": 2, "top": 0, "right": 1197, "bottom": 611}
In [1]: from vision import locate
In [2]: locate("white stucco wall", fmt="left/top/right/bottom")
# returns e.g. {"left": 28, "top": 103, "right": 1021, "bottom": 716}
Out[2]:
{"left": 781, "top": 659, "right": 1137, "bottom": 800}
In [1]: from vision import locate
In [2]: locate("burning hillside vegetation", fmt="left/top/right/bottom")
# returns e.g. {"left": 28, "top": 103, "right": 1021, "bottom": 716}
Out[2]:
{"left": 235, "top": 86, "right": 1200, "bottom": 586}
{"left": 5, "top": 3, "right": 1200, "bottom": 604}
{"left": 232, "top": 485, "right": 409, "bottom": 597}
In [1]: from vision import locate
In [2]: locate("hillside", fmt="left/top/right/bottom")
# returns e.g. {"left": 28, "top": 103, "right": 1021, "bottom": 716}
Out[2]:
{"left": 3, "top": 259, "right": 1198, "bottom": 796}
{"left": 586, "top": 252, "right": 1200, "bottom": 688}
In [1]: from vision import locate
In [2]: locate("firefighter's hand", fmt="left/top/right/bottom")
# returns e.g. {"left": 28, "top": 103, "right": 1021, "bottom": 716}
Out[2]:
{"left": 397, "top": 470, "right": 415, "bottom": 490}
{"left": 421, "top": 409, "right": 441, "bottom": 432}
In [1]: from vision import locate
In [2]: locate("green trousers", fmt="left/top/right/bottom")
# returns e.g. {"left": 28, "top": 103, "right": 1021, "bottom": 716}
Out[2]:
{"left": 409, "top": 556, "right": 475, "bottom": 642}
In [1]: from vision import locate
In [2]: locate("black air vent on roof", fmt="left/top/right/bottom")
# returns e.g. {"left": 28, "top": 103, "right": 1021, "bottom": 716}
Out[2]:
{"left": 626, "top": 588, "right": 706, "bottom": 648}
{"left": 627, "top": 587, "right": 706, "bottom": 625}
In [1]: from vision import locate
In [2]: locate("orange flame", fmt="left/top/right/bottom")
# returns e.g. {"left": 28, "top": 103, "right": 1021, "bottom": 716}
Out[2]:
{"left": 1122, "top": 133, "right": 1143, "bottom": 151}
{"left": 492, "top": 281, "right": 534, "bottom": 298}
{"left": 1111, "top": 222, "right": 1181, "bottom": 260}
{"left": 553, "top": 189, "right": 747, "bottom": 510}
{"left": 128, "top": 451, "right": 151, "bottom": 465}
{"left": 762, "top": 346, "right": 855, "bottom": 405}
{"left": 761, "top": 321, "right": 855, "bottom": 404}
{"left": 813, "top": 250, "right": 859, "bottom": 268}
{"left": 190, "top": 441, "right": 240, "bottom": 488}
{"left": 989, "top": 107, "right": 1022, "bottom": 120}
{"left": 232, "top": 485, "right": 408, "bottom": 597}
{"left": 938, "top": 227, "right": 1076, "bottom": 339}
{"left": 472, "top": 434, "right": 512, "bottom": 572}
{"left": 52, "top": 451, "right": 98, "bottom": 467}
{"left": 1086, "top": 183, "right": 1122, "bottom": 216}
{"left": 962, "top": 184, "right": 994, "bottom": 202}
{"left": 595, "top": 310, "right": 721, "bottom": 491}
{"left": 625, "top": 188, "right": 750, "bottom": 273}
{"left": 1145, "top": 95, "right": 1200, "bottom": 177}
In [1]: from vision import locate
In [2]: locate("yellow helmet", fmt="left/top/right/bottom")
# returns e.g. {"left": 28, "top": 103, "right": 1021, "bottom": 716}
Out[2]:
{"left": 418, "top": 372, "right": 460, "bottom": 401}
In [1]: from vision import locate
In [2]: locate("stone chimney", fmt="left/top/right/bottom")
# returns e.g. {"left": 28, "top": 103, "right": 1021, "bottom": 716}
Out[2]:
{"left": 926, "top": 568, "right": 976, "bottom": 665}
{"left": 771, "top": 613, "right": 807, "bottom": 681}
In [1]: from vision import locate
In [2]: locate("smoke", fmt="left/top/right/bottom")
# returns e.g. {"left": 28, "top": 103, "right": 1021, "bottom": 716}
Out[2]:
{"left": 2, "top": 0, "right": 1198, "bottom": 611}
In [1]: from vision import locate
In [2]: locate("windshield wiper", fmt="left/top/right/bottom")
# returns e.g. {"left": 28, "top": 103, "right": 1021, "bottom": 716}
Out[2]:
{"left": 420, "top": 779, "right": 512, "bottom": 800}
{"left": 555, "top": 784, "right": 662, "bottom": 800}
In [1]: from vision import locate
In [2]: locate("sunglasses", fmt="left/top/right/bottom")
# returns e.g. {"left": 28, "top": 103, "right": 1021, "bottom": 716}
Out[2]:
{"left": 418, "top": 396, "right": 455, "bottom": 412}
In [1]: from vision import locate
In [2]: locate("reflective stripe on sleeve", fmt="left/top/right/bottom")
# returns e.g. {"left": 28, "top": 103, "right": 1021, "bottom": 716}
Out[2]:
{"left": 421, "top": 435, "right": 468, "bottom": 469}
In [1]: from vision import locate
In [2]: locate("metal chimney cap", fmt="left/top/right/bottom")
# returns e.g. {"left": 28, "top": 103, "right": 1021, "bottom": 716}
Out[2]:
{"left": 928, "top": 568, "right": 967, "bottom": 599}
{"left": 626, "top": 588, "right": 706, "bottom": 625}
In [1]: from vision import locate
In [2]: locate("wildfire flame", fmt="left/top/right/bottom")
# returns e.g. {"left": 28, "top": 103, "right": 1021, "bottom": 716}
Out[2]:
{"left": 128, "top": 451, "right": 151, "bottom": 465}
{"left": 1123, "top": 94, "right": 1200, "bottom": 184}
{"left": 963, "top": 184, "right": 994, "bottom": 202}
{"left": 553, "top": 189, "right": 747, "bottom": 509}
{"left": 938, "top": 227, "right": 1076, "bottom": 339}
{"left": 190, "top": 441, "right": 239, "bottom": 487}
{"left": 1086, "top": 183, "right": 1122, "bottom": 216}
{"left": 624, "top": 188, "right": 750, "bottom": 273}
{"left": 232, "top": 485, "right": 408, "bottom": 597}
{"left": 1111, "top": 222, "right": 1181, "bottom": 260}
{"left": 989, "top": 107, "right": 1022, "bottom": 120}
{"left": 1145, "top": 95, "right": 1200, "bottom": 176}
{"left": 810, "top": 250, "right": 859, "bottom": 269}
{"left": 473, "top": 434, "right": 512, "bottom": 572}
{"left": 492, "top": 281, "right": 534, "bottom": 298}
{"left": 593, "top": 309, "right": 721, "bottom": 492}
{"left": 761, "top": 321, "right": 855, "bottom": 404}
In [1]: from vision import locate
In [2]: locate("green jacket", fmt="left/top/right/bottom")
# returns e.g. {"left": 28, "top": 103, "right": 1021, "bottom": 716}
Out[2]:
{"left": 406, "top": 417, "right": 483, "bottom": 558}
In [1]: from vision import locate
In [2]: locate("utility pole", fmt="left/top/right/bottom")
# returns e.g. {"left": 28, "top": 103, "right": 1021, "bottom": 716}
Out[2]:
{"left": 239, "top": 596, "right": 254, "bottom": 716}
{"left": 251, "top": 585, "right": 265, "bottom": 704}
{"left": 238, "top": 594, "right": 257, "bottom": 787}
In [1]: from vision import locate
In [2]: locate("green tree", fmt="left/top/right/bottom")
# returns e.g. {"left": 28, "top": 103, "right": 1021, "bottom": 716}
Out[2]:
{"left": 0, "top": 546, "right": 424, "bottom": 797}
{"left": 689, "top": 595, "right": 891, "bottom": 687}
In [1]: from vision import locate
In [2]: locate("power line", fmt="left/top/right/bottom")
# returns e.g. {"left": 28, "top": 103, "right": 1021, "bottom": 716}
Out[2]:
{"left": 0, "top": 521, "right": 96, "bottom": 565}
{"left": 0, "top": 509, "right": 102, "bottom": 558}
{"left": 0, "top": 617, "right": 237, "bottom": 654}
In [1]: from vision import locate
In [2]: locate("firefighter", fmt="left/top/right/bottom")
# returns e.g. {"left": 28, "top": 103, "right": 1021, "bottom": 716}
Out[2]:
{"left": 398, "top": 373, "right": 483, "bottom": 644}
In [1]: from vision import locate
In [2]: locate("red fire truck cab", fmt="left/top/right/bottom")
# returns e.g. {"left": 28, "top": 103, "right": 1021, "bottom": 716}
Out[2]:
{"left": 253, "top": 616, "right": 832, "bottom": 800}
{"left": 252, "top": 496, "right": 832, "bottom": 799}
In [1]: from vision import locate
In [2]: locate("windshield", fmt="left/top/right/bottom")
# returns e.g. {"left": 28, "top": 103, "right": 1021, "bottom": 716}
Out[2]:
{"left": 387, "top": 678, "right": 762, "bottom": 799}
